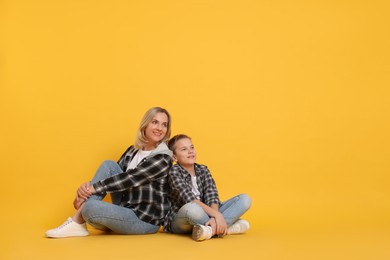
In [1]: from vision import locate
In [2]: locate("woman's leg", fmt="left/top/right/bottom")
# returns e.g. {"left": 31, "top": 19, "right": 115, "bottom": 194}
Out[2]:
{"left": 72, "top": 160, "right": 123, "bottom": 221}
{"left": 218, "top": 193, "right": 252, "bottom": 226}
{"left": 86, "top": 160, "right": 124, "bottom": 204}
{"left": 82, "top": 200, "right": 160, "bottom": 234}
{"left": 171, "top": 202, "right": 210, "bottom": 234}
{"left": 45, "top": 160, "right": 125, "bottom": 238}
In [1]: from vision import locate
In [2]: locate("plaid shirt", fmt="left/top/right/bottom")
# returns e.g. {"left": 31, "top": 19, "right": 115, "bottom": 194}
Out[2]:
{"left": 163, "top": 163, "right": 220, "bottom": 232}
{"left": 93, "top": 143, "right": 172, "bottom": 226}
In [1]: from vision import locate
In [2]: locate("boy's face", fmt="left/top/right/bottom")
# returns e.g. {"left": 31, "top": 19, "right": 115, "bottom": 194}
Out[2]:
{"left": 173, "top": 138, "right": 196, "bottom": 166}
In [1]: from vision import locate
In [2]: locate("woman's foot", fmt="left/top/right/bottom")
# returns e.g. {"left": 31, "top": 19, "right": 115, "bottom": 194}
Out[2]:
{"left": 73, "top": 194, "right": 85, "bottom": 210}
{"left": 45, "top": 217, "right": 89, "bottom": 238}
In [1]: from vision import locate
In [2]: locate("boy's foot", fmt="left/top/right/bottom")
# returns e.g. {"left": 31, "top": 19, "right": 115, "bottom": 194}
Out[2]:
{"left": 227, "top": 219, "right": 250, "bottom": 235}
{"left": 45, "top": 217, "right": 89, "bottom": 238}
{"left": 192, "top": 224, "right": 213, "bottom": 241}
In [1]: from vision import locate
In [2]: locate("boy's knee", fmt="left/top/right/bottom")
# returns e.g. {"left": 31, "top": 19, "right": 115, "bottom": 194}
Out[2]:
{"left": 181, "top": 202, "right": 204, "bottom": 219}
{"left": 239, "top": 193, "right": 252, "bottom": 210}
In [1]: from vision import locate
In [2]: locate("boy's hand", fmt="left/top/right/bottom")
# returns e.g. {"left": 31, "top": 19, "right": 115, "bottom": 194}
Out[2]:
{"left": 213, "top": 212, "right": 228, "bottom": 236}
{"left": 205, "top": 217, "right": 217, "bottom": 235}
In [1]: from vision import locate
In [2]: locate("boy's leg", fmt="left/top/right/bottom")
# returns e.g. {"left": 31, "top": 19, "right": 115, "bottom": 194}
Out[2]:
{"left": 82, "top": 200, "right": 160, "bottom": 234}
{"left": 171, "top": 202, "right": 210, "bottom": 234}
{"left": 219, "top": 193, "right": 252, "bottom": 226}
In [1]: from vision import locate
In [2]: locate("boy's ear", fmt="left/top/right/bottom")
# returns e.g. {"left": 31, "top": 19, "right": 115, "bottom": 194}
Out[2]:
{"left": 172, "top": 155, "right": 177, "bottom": 162}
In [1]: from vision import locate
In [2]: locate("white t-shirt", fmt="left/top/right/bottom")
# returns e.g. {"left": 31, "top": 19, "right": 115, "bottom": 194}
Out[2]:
{"left": 126, "top": 150, "right": 152, "bottom": 171}
{"left": 191, "top": 175, "right": 201, "bottom": 200}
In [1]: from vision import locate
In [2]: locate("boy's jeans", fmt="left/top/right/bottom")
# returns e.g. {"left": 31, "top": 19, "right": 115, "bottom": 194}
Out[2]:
{"left": 171, "top": 193, "right": 252, "bottom": 233}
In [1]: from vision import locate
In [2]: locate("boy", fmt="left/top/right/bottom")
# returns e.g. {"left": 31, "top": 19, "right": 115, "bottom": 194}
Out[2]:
{"left": 164, "top": 134, "right": 251, "bottom": 241}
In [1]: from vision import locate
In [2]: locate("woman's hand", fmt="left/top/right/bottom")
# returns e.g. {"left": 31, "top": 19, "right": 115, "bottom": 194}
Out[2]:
{"left": 73, "top": 182, "right": 96, "bottom": 209}
{"left": 77, "top": 182, "right": 93, "bottom": 200}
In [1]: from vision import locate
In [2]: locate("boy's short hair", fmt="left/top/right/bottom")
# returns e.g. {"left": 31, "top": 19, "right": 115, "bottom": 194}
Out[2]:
{"left": 168, "top": 134, "right": 191, "bottom": 153}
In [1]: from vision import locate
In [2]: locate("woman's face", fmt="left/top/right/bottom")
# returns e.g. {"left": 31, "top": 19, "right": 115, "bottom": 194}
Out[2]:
{"left": 144, "top": 112, "right": 169, "bottom": 149}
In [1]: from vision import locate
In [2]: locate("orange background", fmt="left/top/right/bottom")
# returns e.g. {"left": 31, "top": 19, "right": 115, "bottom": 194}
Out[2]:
{"left": 1, "top": 1, "right": 389, "bottom": 259}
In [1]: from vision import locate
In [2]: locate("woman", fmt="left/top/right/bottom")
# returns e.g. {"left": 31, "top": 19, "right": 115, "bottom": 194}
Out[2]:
{"left": 46, "top": 107, "right": 173, "bottom": 238}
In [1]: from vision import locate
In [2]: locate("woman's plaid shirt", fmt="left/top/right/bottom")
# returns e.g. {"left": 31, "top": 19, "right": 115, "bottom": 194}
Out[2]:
{"left": 163, "top": 163, "right": 220, "bottom": 232}
{"left": 93, "top": 144, "right": 172, "bottom": 226}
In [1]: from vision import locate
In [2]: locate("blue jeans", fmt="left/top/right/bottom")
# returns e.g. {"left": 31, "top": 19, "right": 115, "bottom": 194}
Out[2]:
{"left": 81, "top": 160, "right": 160, "bottom": 234}
{"left": 171, "top": 194, "right": 252, "bottom": 234}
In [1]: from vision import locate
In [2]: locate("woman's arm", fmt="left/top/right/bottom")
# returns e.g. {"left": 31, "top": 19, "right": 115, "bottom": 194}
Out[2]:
{"left": 92, "top": 154, "right": 171, "bottom": 194}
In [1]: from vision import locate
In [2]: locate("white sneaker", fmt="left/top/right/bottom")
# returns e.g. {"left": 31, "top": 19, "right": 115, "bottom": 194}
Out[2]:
{"left": 227, "top": 219, "right": 250, "bottom": 235}
{"left": 45, "top": 217, "right": 89, "bottom": 238}
{"left": 192, "top": 224, "right": 213, "bottom": 241}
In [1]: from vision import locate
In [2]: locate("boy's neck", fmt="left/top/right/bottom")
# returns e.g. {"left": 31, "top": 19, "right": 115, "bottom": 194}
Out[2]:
{"left": 181, "top": 164, "right": 195, "bottom": 176}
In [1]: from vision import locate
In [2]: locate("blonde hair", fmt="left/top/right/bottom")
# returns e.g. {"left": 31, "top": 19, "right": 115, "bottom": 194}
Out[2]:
{"left": 134, "top": 107, "right": 172, "bottom": 150}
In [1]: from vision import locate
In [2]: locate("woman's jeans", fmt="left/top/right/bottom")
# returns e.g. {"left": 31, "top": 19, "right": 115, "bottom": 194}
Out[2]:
{"left": 81, "top": 160, "right": 160, "bottom": 234}
{"left": 171, "top": 194, "right": 252, "bottom": 234}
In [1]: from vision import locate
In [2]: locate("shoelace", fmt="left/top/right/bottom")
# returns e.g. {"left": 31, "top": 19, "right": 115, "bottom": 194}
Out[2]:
{"left": 229, "top": 223, "right": 241, "bottom": 233}
{"left": 57, "top": 219, "right": 72, "bottom": 230}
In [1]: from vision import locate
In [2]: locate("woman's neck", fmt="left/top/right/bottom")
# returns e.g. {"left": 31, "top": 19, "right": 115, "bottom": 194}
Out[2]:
{"left": 143, "top": 144, "right": 156, "bottom": 151}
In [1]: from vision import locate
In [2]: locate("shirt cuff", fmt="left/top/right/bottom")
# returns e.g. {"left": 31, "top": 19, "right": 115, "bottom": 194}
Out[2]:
{"left": 207, "top": 199, "right": 220, "bottom": 206}
{"left": 92, "top": 181, "right": 105, "bottom": 194}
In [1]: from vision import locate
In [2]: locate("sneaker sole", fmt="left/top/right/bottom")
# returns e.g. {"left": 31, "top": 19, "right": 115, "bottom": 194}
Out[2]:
{"left": 192, "top": 225, "right": 204, "bottom": 241}
{"left": 46, "top": 231, "right": 89, "bottom": 238}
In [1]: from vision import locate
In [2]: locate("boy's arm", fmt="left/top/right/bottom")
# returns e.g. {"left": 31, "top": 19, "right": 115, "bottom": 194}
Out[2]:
{"left": 202, "top": 166, "right": 220, "bottom": 206}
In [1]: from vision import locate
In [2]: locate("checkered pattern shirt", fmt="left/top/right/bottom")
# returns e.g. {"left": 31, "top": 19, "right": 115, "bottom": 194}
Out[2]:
{"left": 93, "top": 145, "right": 172, "bottom": 226}
{"left": 163, "top": 163, "right": 220, "bottom": 232}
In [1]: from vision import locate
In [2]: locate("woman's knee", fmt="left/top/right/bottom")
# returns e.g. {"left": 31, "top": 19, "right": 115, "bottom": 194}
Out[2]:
{"left": 101, "top": 160, "right": 119, "bottom": 169}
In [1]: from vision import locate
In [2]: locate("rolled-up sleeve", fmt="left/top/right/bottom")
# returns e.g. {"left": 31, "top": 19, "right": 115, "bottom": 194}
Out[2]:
{"left": 201, "top": 166, "right": 220, "bottom": 206}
